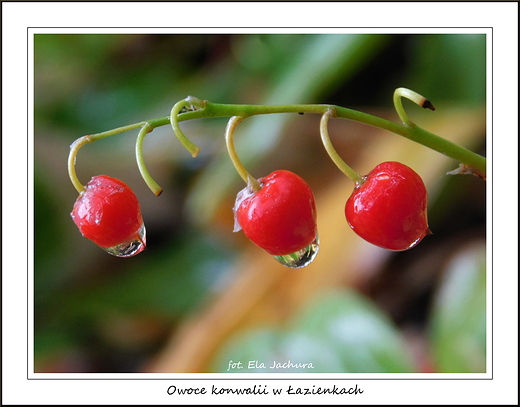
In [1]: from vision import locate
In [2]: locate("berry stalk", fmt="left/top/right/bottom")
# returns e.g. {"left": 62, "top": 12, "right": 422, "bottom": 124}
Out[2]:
{"left": 225, "top": 116, "right": 262, "bottom": 192}
{"left": 320, "top": 108, "right": 363, "bottom": 184}
{"left": 136, "top": 122, "right": 163, "bottom": 196}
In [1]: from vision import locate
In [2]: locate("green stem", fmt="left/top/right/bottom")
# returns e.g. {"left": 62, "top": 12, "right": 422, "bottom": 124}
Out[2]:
{"left": 320, "top": 108, "right": 363, "bottom": 183}
{"left": 68, "top": 135, "right": 91, "bottom": 193}
{"left": 68, "top": 93, "right": 486, "bottom": 193}
{"left": 214, "top": 102, "right": 485, "bottom": 174}
{"left": 190, "top": 101, "right": 486, "bottom": 175}
{"left": 170, "top": 97, "right": 205, "bottom": 157}
{"left": 225, "top": 116, "right": 262, "bottom": 192}
{"left": 393, "top": 87, "right": 435, "bottom": 126}
{"left": 136, "top": 122, "right": 163, "bottom": 196}
{"left": 68, "top": 121, "right": 150, "bottom": 192}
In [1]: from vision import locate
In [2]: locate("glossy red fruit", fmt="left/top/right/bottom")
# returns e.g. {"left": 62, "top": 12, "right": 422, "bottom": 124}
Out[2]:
{"left": 71, "top": 175, "right": 145, "bottom": 256}
{"left": 345, "top": 161, "right": 430, "bottom": 251}
{"left": 233, "top": 170, "right": 317, "bottom": 256}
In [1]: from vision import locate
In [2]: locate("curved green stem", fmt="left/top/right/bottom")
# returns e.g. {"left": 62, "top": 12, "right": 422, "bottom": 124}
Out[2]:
{"left": 170, "top": 97, "right": 205, "bottom": 157}
{"left": 98, "top": 100, "right": 484, "bottom": 178}
{"left": 393, "top": 87, "right": 435, "bottom": 126}
{"left": 68, "top": 135, "right": 92, "bottom": 193}
{"left": 320, "top": 108, "right": 363, "bottom": 184}
{"left": 225, "top": 116, "right": 262, "bottom": 192}
{"left": 136, "top": 122, "right": 163, "bottom": 196}
{"left": 198, "top": 100, "right": 485, "bottom": 175}
{"left": 67, "top": 121, "right": 151, "bottom": 192}
{"left": 68, "top": 89, "right": 486, "bottom": 194}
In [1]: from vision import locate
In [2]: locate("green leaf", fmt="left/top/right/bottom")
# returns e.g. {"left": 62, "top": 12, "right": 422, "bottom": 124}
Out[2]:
{"left": 210, "top": 328, "right": 345, "bottom": 373}
{"left": 407, "top": 34, "right": 486, "bottom": 105}
{"left": 34, "top": 169, "right": 72, "bottom": 305}
{"left": 210, "top": 328, "right": 282, "bottom": 373}
{"left": 39, "top": 232, "right": 234, "bottom": 325}
{"left": 428, "top": 241, "right": 486, "bottom": 372}
{"left": 291, "top": 289, "right": 416, "bottom": 373}
{"left": 211, "top": 289, "right": 416, "bottom": 373}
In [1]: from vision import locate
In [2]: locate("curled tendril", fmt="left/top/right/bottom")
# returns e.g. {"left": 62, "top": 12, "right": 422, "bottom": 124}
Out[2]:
{"left": 136, "top": 123, "right": 163, "bottom": 196}
{"left": 170, "top": 96, "right": 206, "bottom": 157}
{"left": 393, "top": 87, "right": 435, "bottom": 126}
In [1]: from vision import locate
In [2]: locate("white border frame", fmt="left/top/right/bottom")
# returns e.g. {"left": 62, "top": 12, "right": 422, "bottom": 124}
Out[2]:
{"left": 3, "top": 1, "right": 518, "bottom": 405}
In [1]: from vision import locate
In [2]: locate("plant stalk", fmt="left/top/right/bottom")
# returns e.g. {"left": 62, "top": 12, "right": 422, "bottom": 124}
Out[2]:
{"left": 68, "top": 96, "right": 486, "bottom": 193}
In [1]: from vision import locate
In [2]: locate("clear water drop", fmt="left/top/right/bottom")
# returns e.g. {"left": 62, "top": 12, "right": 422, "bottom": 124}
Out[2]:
{"left": 102, "top": 224, "right": 146, "bottom": 257}
{"left": 272, "top": 234, "right": 319, "bottom": 268}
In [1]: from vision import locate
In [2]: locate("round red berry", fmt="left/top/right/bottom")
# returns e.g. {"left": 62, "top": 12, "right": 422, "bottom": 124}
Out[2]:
{"left": 345, "top": 161, "right": 430, "bottom": 251}
{"left": 71, "top": 175, "right": 145, "bottom": 252}
{"left": 234, "top": 170, "right": 317, "bottom": 256}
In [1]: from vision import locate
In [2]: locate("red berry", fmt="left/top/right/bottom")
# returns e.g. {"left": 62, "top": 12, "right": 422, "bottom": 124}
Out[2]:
{"left": 71, "top": 175, "right": 146, "bottom": 256}
{"left": 345, "top": 161, "right": 430, "bottom": 251}
{"left": 233, "top": 170, "right": 317, "bottom": 256}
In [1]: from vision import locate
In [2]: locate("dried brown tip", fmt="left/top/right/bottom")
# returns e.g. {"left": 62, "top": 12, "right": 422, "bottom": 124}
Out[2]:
{"left": 447, "top": 164, "right": 486, "bottom": 180}
{"left": 421, "top": 98, "right": 436, "bottom": 111}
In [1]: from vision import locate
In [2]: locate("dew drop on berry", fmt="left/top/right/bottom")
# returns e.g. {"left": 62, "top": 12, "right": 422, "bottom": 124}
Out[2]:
{"left": 101, "top": 224, "right": 147, "bottom": 257}
{"left": 272, "top": 234, "right": 320, "bottom": 268}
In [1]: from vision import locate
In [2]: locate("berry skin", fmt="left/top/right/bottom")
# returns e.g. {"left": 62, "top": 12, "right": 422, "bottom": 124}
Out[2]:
{"left": 71, "top": 175, "right": 145, "bottom": 254}
{"left": 233, "top": 170, "right": 317, "bottom": 256}
{"left": 345, "top": 161, "right": 430, "bottom": 251}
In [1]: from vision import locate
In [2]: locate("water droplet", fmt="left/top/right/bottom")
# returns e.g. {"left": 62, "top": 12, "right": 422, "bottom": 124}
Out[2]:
{"left": 272, "top": 234, "right": 319, "bottom": 268}
{"left": 102, "top": 224, "right": 146, "bottom": 257}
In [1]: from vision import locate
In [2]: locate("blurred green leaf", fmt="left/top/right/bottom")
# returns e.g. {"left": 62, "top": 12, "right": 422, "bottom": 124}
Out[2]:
{"left": 36, "top": 232, "right": 235, "bottom": 329}
{"left": 210, "top": 328, "right": 345, "bottom": 373}
{"left": 34, "top": 170, "right": 63, "bottom": 266}
{"left": 428, "top": 241, "right": 486, "bottom": 372}
{"left": 211, "top": 329, "right": 285, "bottom": 373}
{"left": 34, "top": 326, "right": 76, "bottom": 357}
{"left": 211, "top": 289, "right": 416, "bottom": 373}
{"left": 291, "top": 290, "right": 416, "bottom": 373}
{"left": 34, "top": 168, "right": 72, "bottom": 304}
{"left": 407, "top": 34, "right": 486, "bottom": 104}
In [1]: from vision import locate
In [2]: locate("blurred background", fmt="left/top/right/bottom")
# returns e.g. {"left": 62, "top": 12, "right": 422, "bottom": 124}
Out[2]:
{"left": 34, "top": 33, "right": 486, "bottom": 373}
